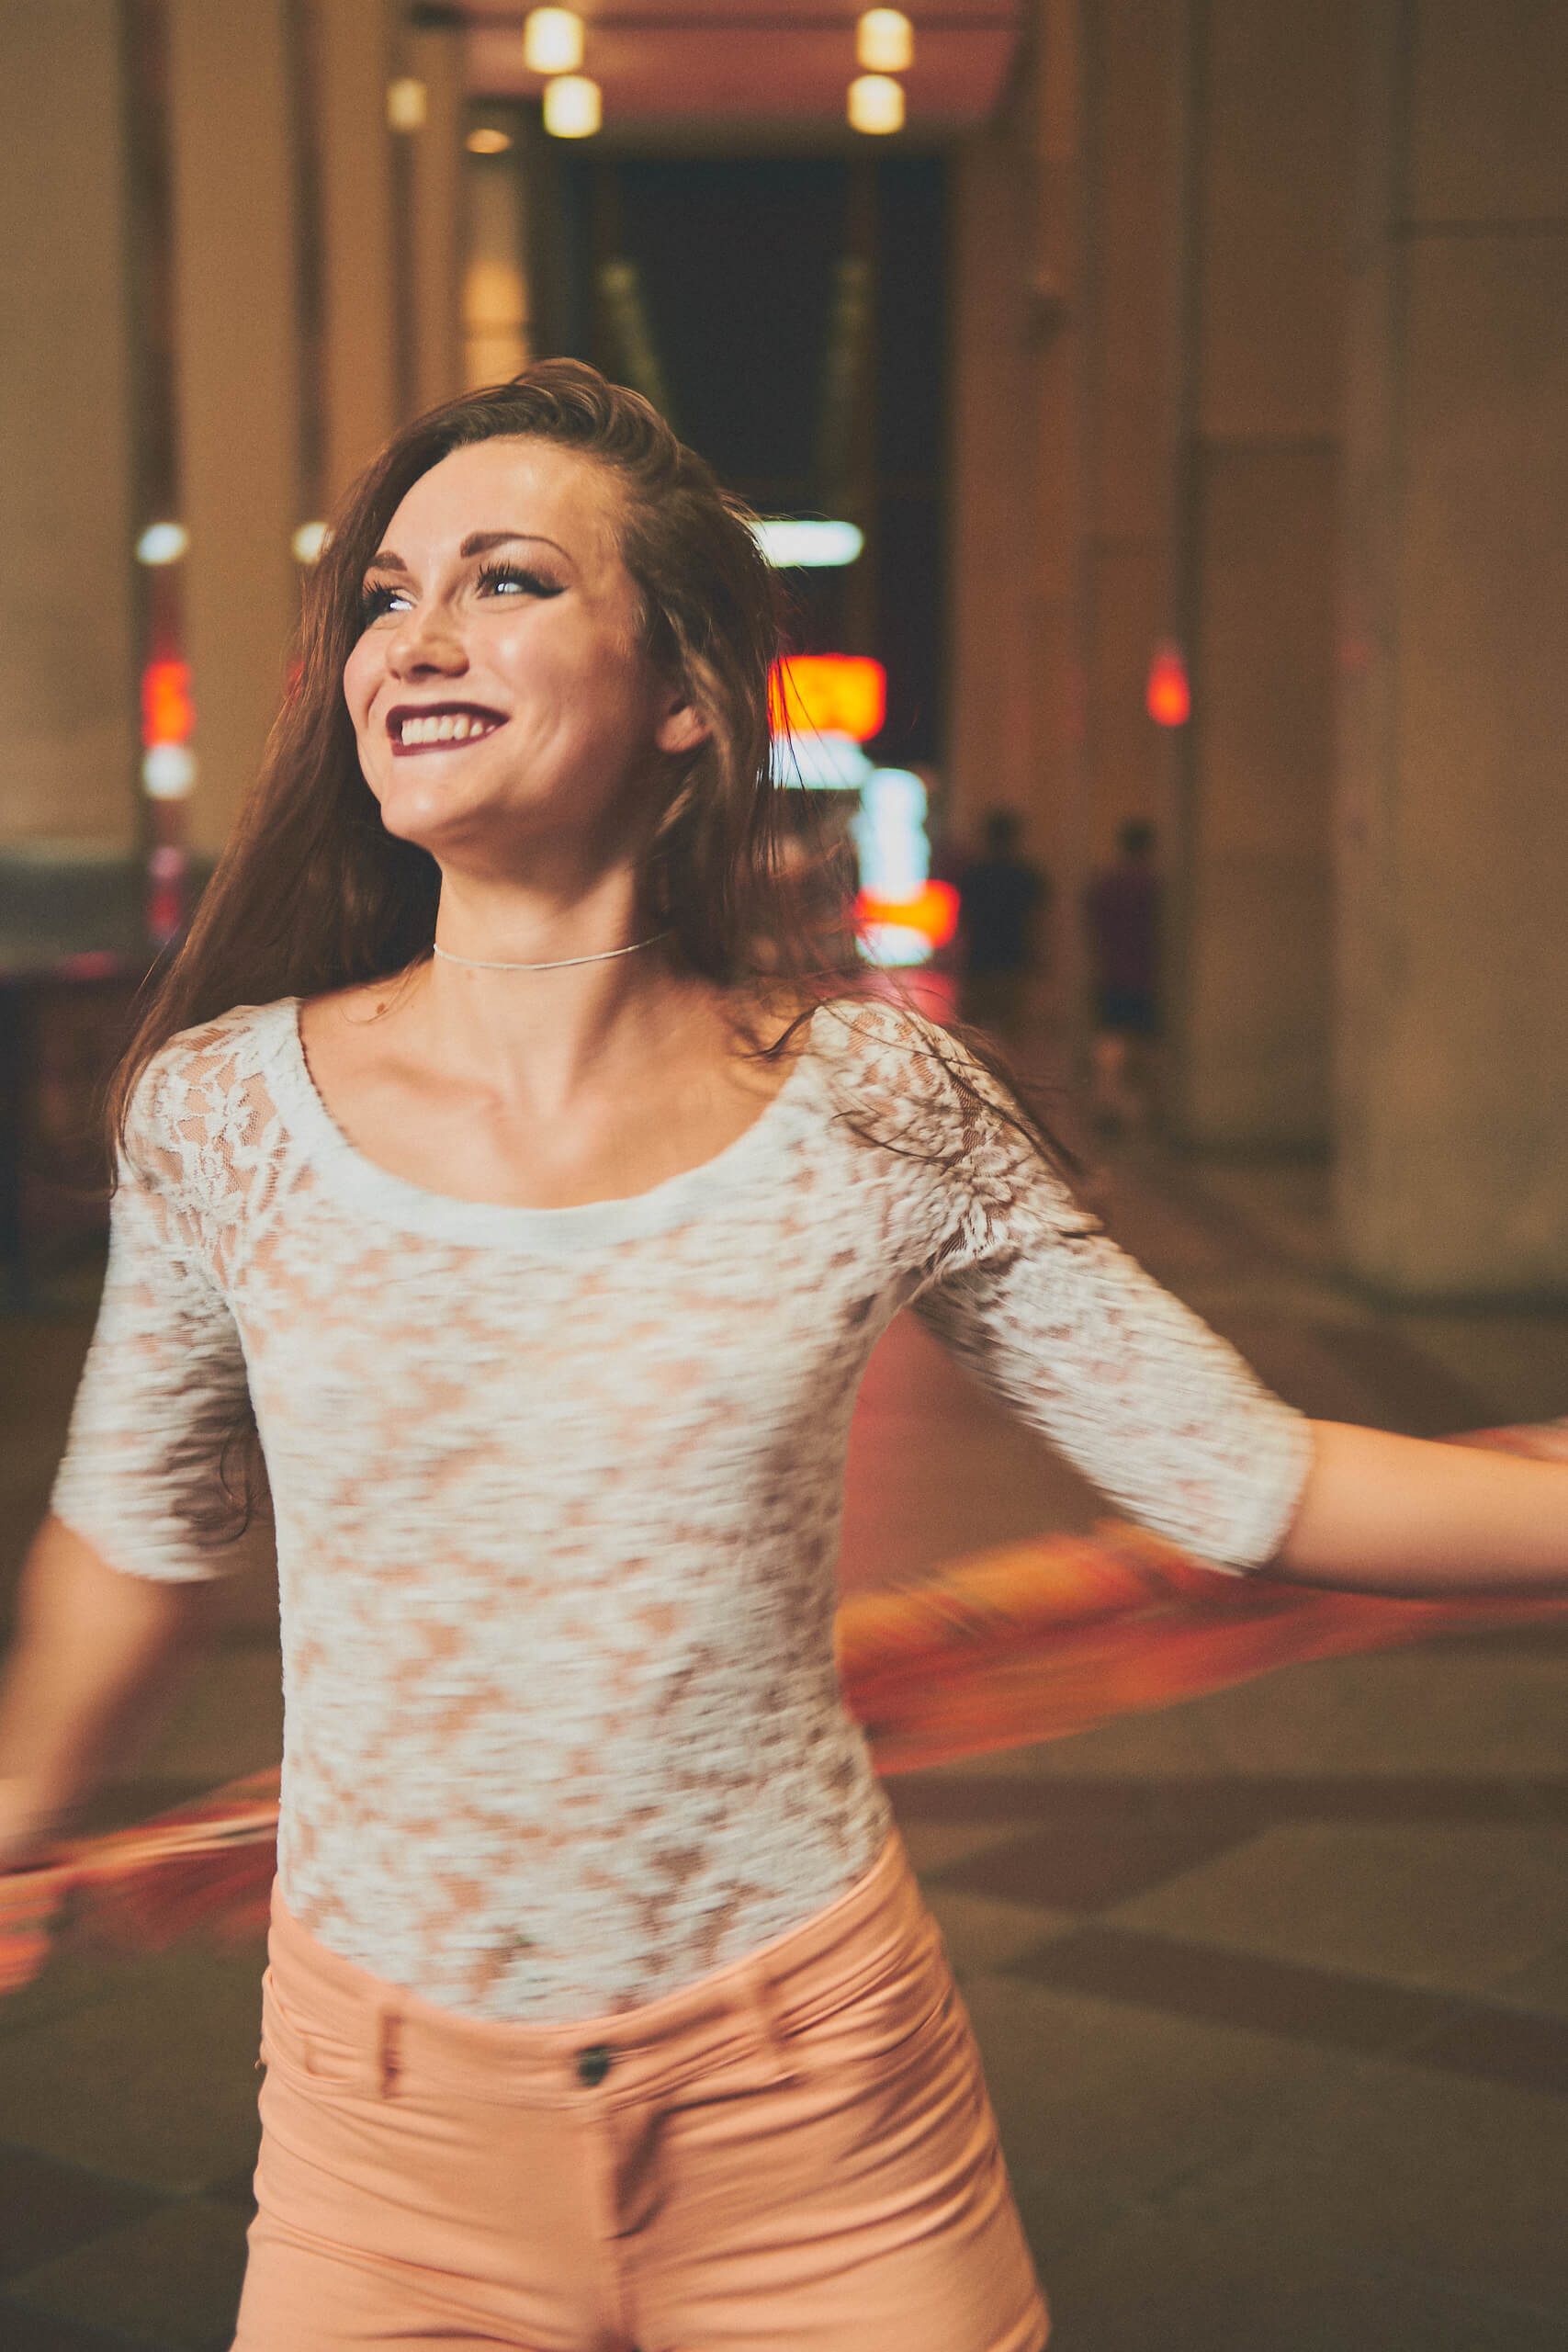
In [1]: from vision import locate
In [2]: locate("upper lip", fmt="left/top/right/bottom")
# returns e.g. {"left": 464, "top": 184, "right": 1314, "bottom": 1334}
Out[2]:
{"left": 386, "top": 700, "right": 507, "bottom": 734}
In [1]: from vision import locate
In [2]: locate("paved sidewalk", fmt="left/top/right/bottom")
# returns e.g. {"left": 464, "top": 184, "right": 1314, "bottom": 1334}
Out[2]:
{"left": 2, "top": 1139, "right": 1566, "bottom": 2349}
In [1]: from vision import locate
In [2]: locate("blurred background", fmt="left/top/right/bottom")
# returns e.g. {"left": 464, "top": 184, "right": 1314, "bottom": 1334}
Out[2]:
{"left": 3, "top": 6, "right": 1568, "bottom": 2349}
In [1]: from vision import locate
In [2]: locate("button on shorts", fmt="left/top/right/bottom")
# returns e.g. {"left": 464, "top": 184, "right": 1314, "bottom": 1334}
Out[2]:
{"left": 234, "top": 1833, "right": 1049, "bottom": 2350}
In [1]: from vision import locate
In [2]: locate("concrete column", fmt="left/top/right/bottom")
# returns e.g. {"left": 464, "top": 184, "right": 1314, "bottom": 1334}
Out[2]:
{"left": 948, "top": 119, "right": 1035, "bottom": 837}
{"left": 1080, "top": 0, "right": 1189, "bottom": 867}
{"left": 948, "top": 0, "right": 1091, "bottom": 1025}
{"left": 166, "top": 0, "right": 301, "bottom": 855}
{"left": 0, "top": 1, "right": 138, "bottom": 850}
{"left": 1336, "top": 1, "right": 1568, "bottom": 1295}
{"left": 404, "top": 7, "right": 466, "bottom": 415}
{"left": 312, "top": 0, "right": 399, "bottom": 507}
{"left": 1175, "top": 1, "right": 1355, "bottom": 1148}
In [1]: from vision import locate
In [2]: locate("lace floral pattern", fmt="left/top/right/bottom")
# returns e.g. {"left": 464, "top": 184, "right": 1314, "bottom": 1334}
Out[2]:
{"left": 51, "top": 998, "right": 1311, "bottom": 2018}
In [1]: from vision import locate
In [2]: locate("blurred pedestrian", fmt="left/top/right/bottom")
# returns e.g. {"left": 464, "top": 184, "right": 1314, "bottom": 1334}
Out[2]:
{"left": 1085, "top": 816, "right": 1160, "bottom": 1132}
{"left": 4, "top": 366, "right": 1568, "bottom": 2352}
{"left": 958, "top": 808, "right": 1048, "bottom": 1040}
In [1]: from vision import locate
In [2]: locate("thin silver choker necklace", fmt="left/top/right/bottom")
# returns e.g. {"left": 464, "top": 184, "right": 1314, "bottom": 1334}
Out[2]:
{"left": 432, "top": 933, "right": 671, "bottom": 974}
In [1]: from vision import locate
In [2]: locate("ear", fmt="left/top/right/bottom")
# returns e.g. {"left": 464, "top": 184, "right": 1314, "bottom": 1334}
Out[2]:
{"left": 655, "top": 697, "right": 709, "bottom": 759}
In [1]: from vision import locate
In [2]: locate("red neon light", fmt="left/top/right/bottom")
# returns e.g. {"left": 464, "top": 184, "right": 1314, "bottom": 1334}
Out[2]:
{"left": 855, "top": 880, "right": 960, "bottom": 949}
{"left": 141, "top": 659, "right": 194, "bottom": 748}
{"left": 770, "top": 654, "right": 886, "bottom": 743}
{"left": 1145, "top": 641, "right": 1190, "bottom": 729}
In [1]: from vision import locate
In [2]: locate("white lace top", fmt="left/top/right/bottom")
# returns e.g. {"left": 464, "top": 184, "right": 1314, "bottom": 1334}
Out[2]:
{"left": 52, "top": 996, "right": 1311, "bottom": 2019}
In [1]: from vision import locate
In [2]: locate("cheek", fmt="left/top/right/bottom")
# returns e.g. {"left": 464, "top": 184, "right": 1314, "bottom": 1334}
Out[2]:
{"left": 341, "top": 639, "right": 382, "bottom": 736}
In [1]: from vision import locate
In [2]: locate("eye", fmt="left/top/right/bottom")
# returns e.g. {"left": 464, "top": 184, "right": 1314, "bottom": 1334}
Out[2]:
{"left": 475, "top": 560, "right": 564, "bottom": 602}
{"left": 359, "top": 579, "right": 412, "bottom": 623}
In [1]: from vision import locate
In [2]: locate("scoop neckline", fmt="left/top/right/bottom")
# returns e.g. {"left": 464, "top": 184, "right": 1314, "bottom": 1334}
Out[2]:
{"left": 269, "top": 995, "right": 824, "bottom": 1250}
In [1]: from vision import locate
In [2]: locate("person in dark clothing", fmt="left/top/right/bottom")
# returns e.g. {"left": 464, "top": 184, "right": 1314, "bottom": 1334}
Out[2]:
{"left": 957, "top": 809, "right": 1049, "bottom": 1038}
{"left": 1085, "top": 817, "right": 1161, "bottom": 1130}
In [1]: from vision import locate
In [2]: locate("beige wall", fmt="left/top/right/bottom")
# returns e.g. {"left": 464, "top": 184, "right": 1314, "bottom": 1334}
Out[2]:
{"left": 1336, "top": 0, "right": 1568, "bottom": 1294}
{"left": 1176, "top": 0, "right": 1354, "bottom": 1147}
{"left": 313, "top": 0, "right": 400, "bottom": 510}
{"left": 1082, "top": 0, "right": 1187, "bottom": 869}
{"left": 0, "top": 2, "right": 138, "bottom": 851}
{"left": 948, "top": 0, "right": 1091, "bottom": 1014}
{"left": 166, "top": 0, "right": 302, "bottom": 857}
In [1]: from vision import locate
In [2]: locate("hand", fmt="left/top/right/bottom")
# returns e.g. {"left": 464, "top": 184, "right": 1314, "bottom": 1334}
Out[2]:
{"left": 0, "top": 1778, "right": 62, "bottom": 1877}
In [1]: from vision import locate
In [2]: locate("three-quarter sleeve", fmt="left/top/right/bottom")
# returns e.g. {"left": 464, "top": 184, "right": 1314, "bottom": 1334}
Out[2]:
{"left": 50, "top": 1079, "right": 254, "bottom": 1582}
{"left": 912, "top": 1112, "right": 1313, "bottom": 1574}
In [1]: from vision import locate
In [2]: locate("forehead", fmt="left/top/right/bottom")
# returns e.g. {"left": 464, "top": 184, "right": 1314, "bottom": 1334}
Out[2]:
{"left": 383, "top": 437, "right": 626, "bottom": 560}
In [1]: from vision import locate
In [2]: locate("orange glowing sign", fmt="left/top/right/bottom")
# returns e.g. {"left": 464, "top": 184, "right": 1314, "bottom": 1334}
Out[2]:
{"left": 141, "top": 659, "right": 194, "bottom": 748}
{"left": 855, "top": 880, "right": 960, "bottom": 949}
{"left": 770, "top": 654, "right": 886, "bottom": 743}
{"left": 1145, "top": 641, "right": 1190, "bottom": 729}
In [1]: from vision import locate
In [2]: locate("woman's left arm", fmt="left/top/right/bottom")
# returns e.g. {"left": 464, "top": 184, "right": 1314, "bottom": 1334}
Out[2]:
{"left": 1276, "top": 1420, "right": 1568, "bottom": 1595}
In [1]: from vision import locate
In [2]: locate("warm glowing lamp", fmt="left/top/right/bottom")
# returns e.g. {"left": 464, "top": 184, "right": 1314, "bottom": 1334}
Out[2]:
{"left": 543, "top": 74, "right": 601, "bottom": 137}
{"left": 141, "top": 659, "right": 193, "bottom": 751}
{"left": 135, "top": 521, "right": 188, "bottom": 566}
{"left": 770, "top": 655, "right": 886, "bottom": 743}
{"left": 525, "top": 7, "right": 584, "bottom": 74}
{"left": 1145, "top": 639, "right": 1190, "bottom": 728}
{"left": 291, "top": 521, "right": 329, "bottom": 564}
{"left": 386, "top": 77, "right": 428, "bottom": 132}
{"left": 467, "top": 125, "right": 513, "bottom": 155}
{"left": 856, "top": 9, "right": 913, "bottom": 72}
{"left": 847, "top": 74, "right": 905, "bottom": 133}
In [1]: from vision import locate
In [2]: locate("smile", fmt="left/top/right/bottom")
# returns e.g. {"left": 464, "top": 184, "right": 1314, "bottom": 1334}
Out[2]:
{"left": 388, "top": 704, "right": 506, "bottom": 754}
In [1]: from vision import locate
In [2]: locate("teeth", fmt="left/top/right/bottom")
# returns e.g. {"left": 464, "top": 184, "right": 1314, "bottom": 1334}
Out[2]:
{"left": 398, "top": 712, "right": 497, "bottom": 746}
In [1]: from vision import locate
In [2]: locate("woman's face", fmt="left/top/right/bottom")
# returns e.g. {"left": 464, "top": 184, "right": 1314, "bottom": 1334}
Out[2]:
{"left": 344, "top": 437, "right": 700, "bottom": 875}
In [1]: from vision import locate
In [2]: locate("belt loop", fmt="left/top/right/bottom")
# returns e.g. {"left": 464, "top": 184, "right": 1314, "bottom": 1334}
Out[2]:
{"left": 741, "top": 1962, "right": 800, "bottom": 2088}
{"left": 375, "top": 2006, "right": 401, "bottom": 2099}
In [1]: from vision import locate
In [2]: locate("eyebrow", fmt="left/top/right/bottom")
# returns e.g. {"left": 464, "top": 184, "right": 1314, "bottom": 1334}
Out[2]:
{"left": 365, "top": 530, "right": 571, "bottom": 576}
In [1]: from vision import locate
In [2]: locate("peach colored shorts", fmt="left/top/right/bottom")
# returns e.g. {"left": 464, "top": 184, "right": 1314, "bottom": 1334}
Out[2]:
{"left": 234, "top": 1834, "right": 1048, "bottom": 2351}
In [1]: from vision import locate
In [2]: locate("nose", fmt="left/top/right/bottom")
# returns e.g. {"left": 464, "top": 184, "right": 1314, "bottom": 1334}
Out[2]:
{"left": 386, "top": 595, "right": 468, "bottom": 680}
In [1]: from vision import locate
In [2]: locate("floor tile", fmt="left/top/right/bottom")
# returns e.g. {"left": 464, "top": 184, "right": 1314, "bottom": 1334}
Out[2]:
{"left": 937, "top": 1807, "right": 1255, "bottom": 1913}
{"left": 1143, "top": 2051, "right": 1568, "bottom": 2311}
{"left": 960, "top": 1969, "right": 1360, "bottom": 2261}
{"left": 1109, "top": 1821, "right": 1568, "bottom": 1995}
{"left": 921, "top": 1885, "right": 1077, "bottom": 1978}
{"left": 1013, "top": 1923, "right": 1461, "bottom": 2060}
{"left": 0, "top": 1946, "right": 265, "bottom": 2195}
{"left": 0, "top": 2304, "right": 131, "bottom": 2352}
{"left": 6, "top": 2197, "right": 251, "bottom": 2352}
{"left": 0, "top": 2147, "right": 162, "bottom": 2284}
{"left": 1181, "top": 1644, "right": 1568, "bottom": 1778}
{"left": 1041, "top": 2205, "right": 1568, "bottom": 2352}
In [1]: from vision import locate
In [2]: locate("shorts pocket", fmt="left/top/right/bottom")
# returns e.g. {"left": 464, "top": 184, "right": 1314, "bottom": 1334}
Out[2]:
{"left": 260, "top": 1966, "right": 370, "bottom": 2089}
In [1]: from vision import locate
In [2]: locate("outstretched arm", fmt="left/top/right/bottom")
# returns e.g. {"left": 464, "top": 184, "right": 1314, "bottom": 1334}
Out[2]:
{"left": 1276, "top": 1419, "right": 1568, "bottom": 1595}
{"left": 0, "top": 1517, "right": 220, "bottom": 1870}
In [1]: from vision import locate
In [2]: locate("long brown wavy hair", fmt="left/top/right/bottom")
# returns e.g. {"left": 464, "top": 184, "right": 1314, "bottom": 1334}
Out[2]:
{"left": 111, "top": 361, "right": 850, "bottom": 1133}
{"left": 107, "top": 363, "right": 1075, "bottom": 1532}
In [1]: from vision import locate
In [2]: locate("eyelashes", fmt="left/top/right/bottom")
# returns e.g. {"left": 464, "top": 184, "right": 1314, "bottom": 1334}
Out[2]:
{"left": 357, "top": 562, "right": 565, "bottom": 624}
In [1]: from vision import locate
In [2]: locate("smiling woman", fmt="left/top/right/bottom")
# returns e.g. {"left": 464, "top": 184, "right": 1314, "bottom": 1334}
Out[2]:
{"left": 6, "top": 362, "right": 1568, "bottom": 2352}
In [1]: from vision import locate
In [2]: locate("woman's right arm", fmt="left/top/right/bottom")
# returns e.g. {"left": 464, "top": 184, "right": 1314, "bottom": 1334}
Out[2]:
{"left": 0, "top": 1515, "right": 221, "bottom": 1870}
{"left": 1, "top": 1036, "right": 259, "bottom": 1871}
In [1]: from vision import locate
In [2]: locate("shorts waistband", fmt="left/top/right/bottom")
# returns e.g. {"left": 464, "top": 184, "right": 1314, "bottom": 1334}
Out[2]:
{"left": 263, "top": 1831, "right": 935, "bottom": 2108}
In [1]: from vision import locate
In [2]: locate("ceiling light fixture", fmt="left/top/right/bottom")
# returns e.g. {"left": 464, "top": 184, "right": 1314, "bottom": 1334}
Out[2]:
{"left": 855, "top": 9, "right": 913, "bottom": 73}
{"left": 524, "top": 7, "right": 585, "bottom": 74}
{"left": 386, "top": 76, "right": 427, "bottom": 132}
{"left": 750, "top": 518, "right": 865, "bottom": 570}
{"left": 848, "top": 73, "right": 905, "bottom": 134}
{"left": 542, "top": 74, "right": 601, "bottom": 137}
{"left": 135, "top": 521, "right": 188, "bottom": 566}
